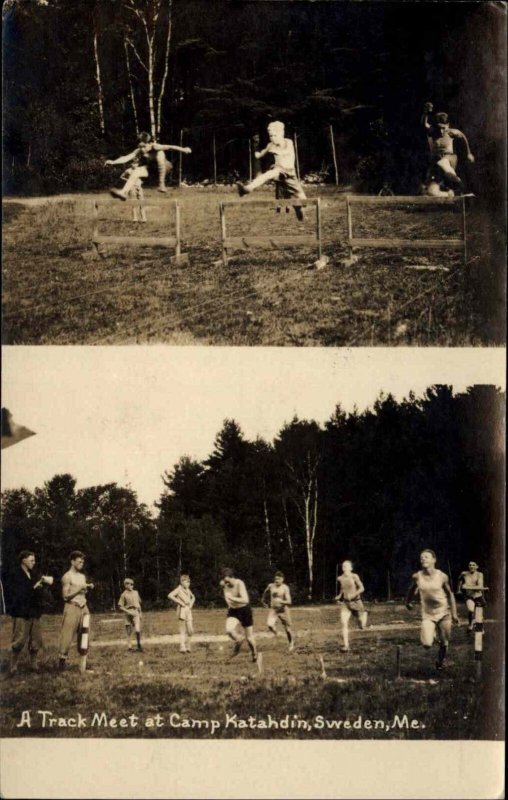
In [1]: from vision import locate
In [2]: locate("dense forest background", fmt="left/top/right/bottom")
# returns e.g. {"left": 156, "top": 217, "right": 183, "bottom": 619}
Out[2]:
{"left": 2, "top": 0, "right": 505, "bottom": 199}
{"left": 1, "top": 386, "right": 504, "bottom": 613}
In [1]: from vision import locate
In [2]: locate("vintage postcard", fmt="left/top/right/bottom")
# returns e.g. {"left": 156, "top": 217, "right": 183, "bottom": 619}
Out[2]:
{"left": 1, "top": 0, "right": 506, "bottom": 798}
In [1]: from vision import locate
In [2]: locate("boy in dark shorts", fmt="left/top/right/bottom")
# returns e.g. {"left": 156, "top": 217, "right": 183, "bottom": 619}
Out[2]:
{"left": 421, "top": 103, "right": 475, "bottom": 194}
{"left": 220, "top": 568, "right": 258, "bottom": 662}
{"left": 236, "top": 121, "right": 306, "bottom": 221}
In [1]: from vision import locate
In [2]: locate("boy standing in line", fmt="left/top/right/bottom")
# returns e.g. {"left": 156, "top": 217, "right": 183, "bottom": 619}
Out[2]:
{"left": 168, "top": 573, "right": 195, "bottom": 653}
{"left": 57, "top": 551, "right": 94, "bottom": 671}
{"left": 118, "top": 578, "right": 143, "bottom": 652}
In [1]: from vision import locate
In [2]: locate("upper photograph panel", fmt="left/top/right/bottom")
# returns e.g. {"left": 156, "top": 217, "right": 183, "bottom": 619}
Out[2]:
{"left": 2, "top": 0, "right": 505, "bottom": 346}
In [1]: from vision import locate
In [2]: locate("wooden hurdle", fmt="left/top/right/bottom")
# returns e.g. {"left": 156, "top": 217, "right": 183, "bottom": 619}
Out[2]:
{"left": 91, "top": 199, "right": 188, "bottom": 264}
{"left": 345, "top": 194, "right": 468, "bottom": 266}
{"left": 219, "top": 198, "right": 324, "bottom": 267}
{"left": 471, "top": 587, "right": 489, "bottom": 678}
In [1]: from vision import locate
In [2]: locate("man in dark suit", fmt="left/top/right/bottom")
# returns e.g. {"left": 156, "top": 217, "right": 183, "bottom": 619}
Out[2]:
{"left": 6, "top": 550, "right": 49, "bottom": 675}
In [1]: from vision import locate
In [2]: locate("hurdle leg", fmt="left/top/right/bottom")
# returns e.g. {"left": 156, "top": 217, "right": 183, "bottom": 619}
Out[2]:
{"left": 316, "top": 198, "right": 322, "bottom": 261}
{"left": 461, "top": 195, "right": 467, "bottom": 266}
{"left": 344, "top": 195, "right": 359, "bottom": 265}
{"left": 473, "top": 603, "right": 484, "bottom": 678}
{"left": 220, "top": 202, "right": 228, "bottom": 266}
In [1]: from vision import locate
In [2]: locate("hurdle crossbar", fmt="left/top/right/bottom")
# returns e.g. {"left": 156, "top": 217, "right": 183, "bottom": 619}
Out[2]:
{"left": 219, "top": 198, "right": 322, "bottom": 266}
{"left": 345, "top": 194, "right": 468, "bottom": 266}
{"left": 91, "top": 199, "right": 188, "bottom": 263}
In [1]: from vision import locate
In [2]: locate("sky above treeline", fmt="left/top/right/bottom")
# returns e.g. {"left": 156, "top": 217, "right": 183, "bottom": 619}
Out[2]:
{"left": 1, "top": 347, "right": 504, "bottom": 507}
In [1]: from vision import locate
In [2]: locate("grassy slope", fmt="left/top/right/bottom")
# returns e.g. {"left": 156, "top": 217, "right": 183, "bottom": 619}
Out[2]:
{"left": 2, "top": 187, "right": 499, "bottom": 346}
{"left": 0, "top": 604, "right": 502, "bottom": 739}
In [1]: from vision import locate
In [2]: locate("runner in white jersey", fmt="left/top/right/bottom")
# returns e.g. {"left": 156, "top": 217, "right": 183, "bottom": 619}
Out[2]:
{"left": 168, "top": 574, "right": 195, "bottom": 653}
{"left": 335, "top": 560, "right": 368, "bottom": 652}
{"left": 261, "top": 571, "right": 294, "bottom": 652}
{"left": 457, "top": 561, "right": 485, "bottom": 631}
{"left": 236, "top": 120, "right": 307, "bottom": 221}
{"left": 220, "top": 567, "right": 258, "bottom": 662}
{"left": 406, "top": 549, "right": 459, "bottom": 671}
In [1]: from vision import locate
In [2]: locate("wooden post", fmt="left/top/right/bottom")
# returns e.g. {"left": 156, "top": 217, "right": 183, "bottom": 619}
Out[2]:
{"left": 396, "top": 645, "right": 402, "bottom": 679}
{"left": 294, "top": 134, "right": 301, "bottom": 181}
{"left": 473, "top": 587, "right": 489, "bottom": 679}
{"left": 212, "top": 134, "right": 217, "bottom": 185}
{"left": 330, "top": 124, "right": 339, "bottom": 186}
{"left": 461, "top": 195, "right": 467, "bottom": 266}
{"left": 316, "top": 197, "right": 322, "bottom": 261}
{"left": 346, "top": 195, "right": 354, "bottom": 260}
{"left": 92, "top": 200, "right": 100, "bottom": 257}
{"left": 175, "top": 201, "right": 181, "bottom": 258}
{"left": 178, "top": 129, "right": 183, "bottom": 187}
{"left": 220, "top": 202, "right": 228, "bottom": 266}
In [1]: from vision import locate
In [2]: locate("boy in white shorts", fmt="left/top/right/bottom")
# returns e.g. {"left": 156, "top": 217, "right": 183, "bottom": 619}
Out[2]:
{"left": 118, "top": 578, "right": 143, "bottom": 652}
{"left": 168, "top": 573, "right": 195, "bottom": 653}
{"left": 457, "top": 561, "right": 485, "bottom": 631}
{"left": 335, "top": 560, "right": 368, "bottom": 652}
{"left": 261, "top": 571, "right": 294, "bottom": 651}
{"left": 406, "top": 549, "right": 459, "bottom": 670}
{"left": 236, "top": 121, "right": 307, "bottom": 221}
{"left": 220, "top": 568, "right": 258, "bottom": 662}
{"left": 106, "top": 132, "right": 191, "bottom": 198}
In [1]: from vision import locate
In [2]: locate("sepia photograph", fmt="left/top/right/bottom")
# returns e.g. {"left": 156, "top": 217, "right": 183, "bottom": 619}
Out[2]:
{"left": 2, "top": 0, "right": 506, "bottom": 346}
{"left": 0, "top": 349, "right": 504, "bottom": 760}
{"left": 1, "top": 0, "right": 506, "bottom": 798}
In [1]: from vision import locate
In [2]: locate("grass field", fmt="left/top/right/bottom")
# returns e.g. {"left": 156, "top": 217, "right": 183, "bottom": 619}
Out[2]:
{"left": 0, "top": 604, "right": 502, "bottom": 740}
{"left": 2, "top": 187, "right": 500, "bottom": 346}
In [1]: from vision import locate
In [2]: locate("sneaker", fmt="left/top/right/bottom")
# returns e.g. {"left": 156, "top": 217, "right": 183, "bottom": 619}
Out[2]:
{"left": 436, "top": 660, "right": 446, "bottom": 671}
{"left": 179, "top": 648, "right": 187, "bottom": 654}
{"left": 137, "top": 646, "right": 144, "bottom": 653}
{"left": 252, "top": 652, "right": 258, "bottom": 663}
{"left": 157, "top": 187, "right": 168, "bottom": 193}
{"left": 231, "top": 639, "right": 244, "bottom": 657}
{"left": 288, "top": 642, "right": 295, "bottom": 653}
{"left": 236, "top": 182, "right": 248, "bottom": 197}
{"left": 110, "top": 189, "right": 127, "bottom": 201}
{"left": 294, "top": 206, "right": 305, "bottom": 222}
{"left": 340, "top": 646, "right": 350, "bottom": 653}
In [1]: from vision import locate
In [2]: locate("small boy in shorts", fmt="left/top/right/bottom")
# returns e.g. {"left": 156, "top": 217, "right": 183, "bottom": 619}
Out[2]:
{"left": 236, "top": 121, "right": 307, "bottom": 221}
{"left": 168, "top": 574, "right": 195, "bottom": 653}
{"left": 118, "top": 578, "right": 143, "bottom": 652}
{"left": 106, "top": 132, "right": 192, "bottom": 198}
{"left": 421, "top": 103, "right": 475, "bottom": 194}
{"left": 457, "top": 561, "right": 485, "bottom": 632}
{"left": 335, "top": 560, "right": 368, "bottom": 652}
{"left": 261, "top": 571, "right": 294, "bottom": 652}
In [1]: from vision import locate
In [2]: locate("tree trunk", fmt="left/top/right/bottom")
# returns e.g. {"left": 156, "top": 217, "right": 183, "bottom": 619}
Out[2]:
{"left": 92, "top": 11, "right": 105, "bottom": 136}
{"left": 156, "top": 0, "right": 173, "bottom": 138}
{"left": 124, "top": 37, "right": 139, "bottom": 138}
{"left": 263, "top": 495, "right": 272, "bottom": 566}
{"left": 147, "top": 38, "right": 156, "bottom": 138}
{"left": 282, "top": 497, "right": 296, "bottom": 577}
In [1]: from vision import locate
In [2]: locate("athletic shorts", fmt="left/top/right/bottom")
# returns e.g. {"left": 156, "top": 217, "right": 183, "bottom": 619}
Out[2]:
{"left": 267, "top": 606, "right": 291, "bottom": 628}
{"left": 275, "top": 172, "right": 306, "bottom": 201}
{"left": 342, "top": 598, "right": 365, "bottom": 614}
{"left": 227, "top": 605, "right": 253, "bottom": 628}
